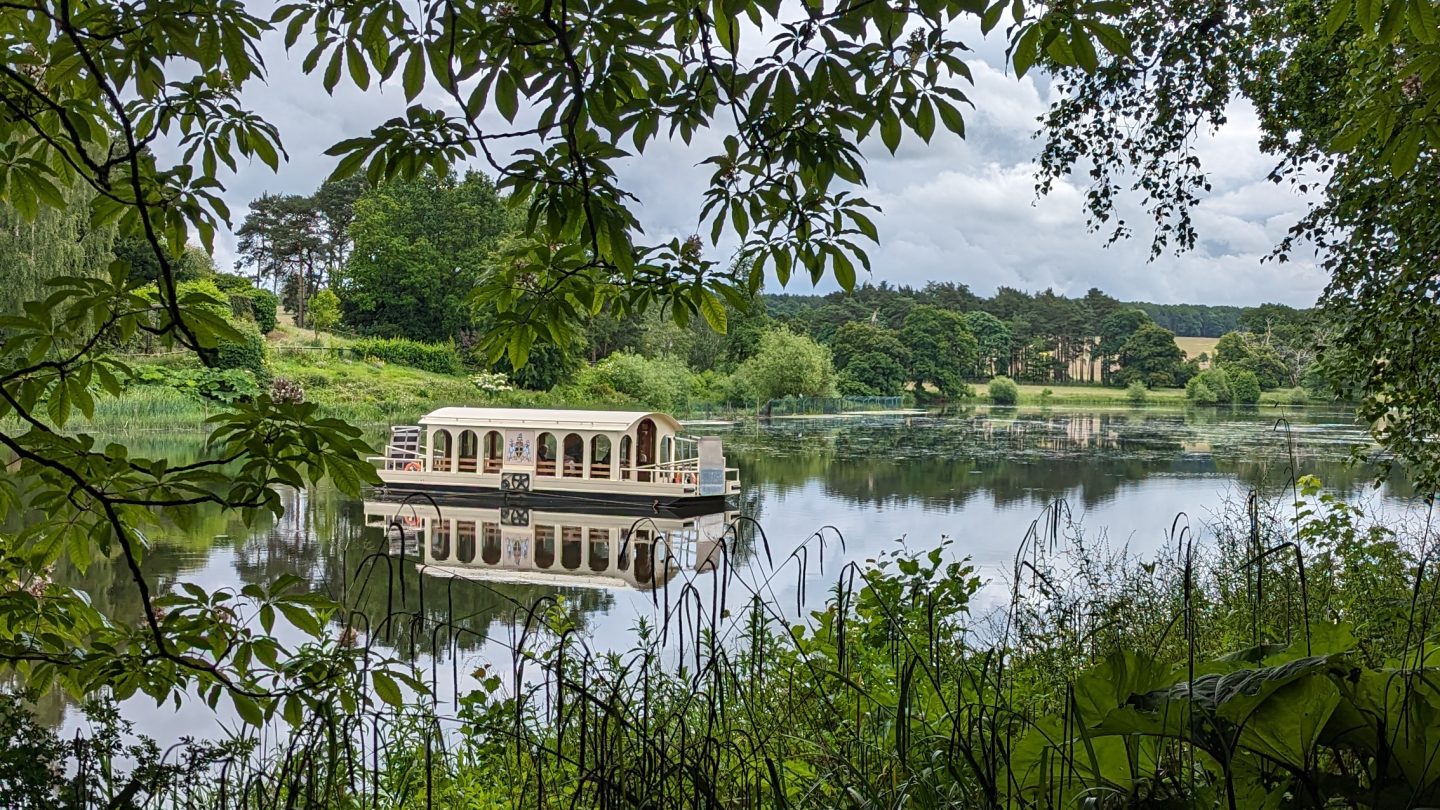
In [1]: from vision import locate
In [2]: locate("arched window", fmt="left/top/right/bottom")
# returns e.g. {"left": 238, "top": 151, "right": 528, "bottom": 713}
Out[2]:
{"left": 619, "top": 436, "right": 633, "bottom": 481}
{"left": 483, "top": 431, "right": 503, "bottom": 473}
{"left": 431, "top": 429, "right": 453, "bottom": 473}
{"left": 589, "top": 435, "right": 612, "bottom": 479}
{"left": 562, "top": 433, "right": 584, "bottom": 478}
{"left": 660, "top": 435, "right": 672, "bottom": 464}
{"left": 481, "top": 522, "right": 501, "bottom": 564}
{"left": 537, "top": 432, "right": 557, "bottom": 476}
{"left": 561, "top": 526, "right": 582, "bottom": 570}
{"left": 458, "top": 430, "right": 479, "bottom": 473}
{"left": 535, "top": 525, "right": 555, "bottom": 569}
{"left": 636, "top": 419, "right": 655, "bottom": 482}
{"left": 456, "top": 520, "right": 476, "bottom": 563}
{"left": 589, "top": 528, "right": 610, "bottom": 572}
{"left": 431, "top": 519, "right": 451, "bottom": 561}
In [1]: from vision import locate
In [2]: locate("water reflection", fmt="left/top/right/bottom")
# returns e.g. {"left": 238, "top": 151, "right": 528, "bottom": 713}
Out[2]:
{"left": 23, "top": 405, "right": 1409, "bottom": 723}
{"left": 364, "top": 499, "right": 737, "bottom": 592}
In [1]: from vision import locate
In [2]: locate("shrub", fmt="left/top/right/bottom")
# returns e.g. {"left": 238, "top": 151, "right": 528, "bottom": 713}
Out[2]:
{"left": 1285, "top": 386, "right": 1310, "bottom": 405}
{"left": 307, "top": 288, "right": 341, "bottom": 336}
{"left": 988, "top": 375, "right": 1019, "bottom": 405}
{"left": 1229, "top": 368, "right": 1261, "bottom": 404}
{"left": 215, "top": 321, "right": 270, "bottom": 387}
{"left": 1126, "top": 380, "right": 1148, "bottom": 405}
{"left": 574, "top": 352, "right": 696, "bottom": 412}
{"left": 349, "top": 337, "right": 463, "bottom": 375}
{"left": 1039, "top": 387, "right": 1054, "bottom": 406}
{"left": 1186, "top": 367, "right": 1232, "bottom": 404}
{"left": 1186, "top": 377, "right": 1218, "bottom": 404}
{"left": 247, "top": 289, "right": 279, "bottom": 334}
{"left": 734, "top": 329, "right": 836, "bottom": 404}
{"left": 126, "top": 365, "right": 260, "bottom": 402}
{"left": 212, "top": 273, "right": 254, "bottom": 294}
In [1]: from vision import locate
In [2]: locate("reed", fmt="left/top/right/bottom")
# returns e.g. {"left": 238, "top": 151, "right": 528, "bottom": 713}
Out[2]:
{"left": 9, "top": 474, "right": 1434, "bottom": 809}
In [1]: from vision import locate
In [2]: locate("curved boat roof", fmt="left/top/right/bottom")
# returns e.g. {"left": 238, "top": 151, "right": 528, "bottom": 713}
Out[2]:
{"left": 419, "top": 408, "right": 683, "bottom": 433}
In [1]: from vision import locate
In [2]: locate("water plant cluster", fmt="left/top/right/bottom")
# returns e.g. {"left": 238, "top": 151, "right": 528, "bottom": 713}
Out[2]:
{"left": 6, "top": 476, "right": 1437, "bottom": 809}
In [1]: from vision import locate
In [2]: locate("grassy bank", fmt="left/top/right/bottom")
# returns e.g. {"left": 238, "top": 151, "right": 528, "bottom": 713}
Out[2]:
{"left": 988, "top": 381, "right": 1309, "bottom": 407}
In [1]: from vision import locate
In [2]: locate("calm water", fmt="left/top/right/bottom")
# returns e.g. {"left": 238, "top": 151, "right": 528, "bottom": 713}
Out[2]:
{"left": 37, "top": 405, "right": 1420, "bottom": 737}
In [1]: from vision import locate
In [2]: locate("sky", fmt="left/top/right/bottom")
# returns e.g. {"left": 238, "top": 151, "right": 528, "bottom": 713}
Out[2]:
{"left": 209, "top": 20, "right": 1329, "bottom": 308}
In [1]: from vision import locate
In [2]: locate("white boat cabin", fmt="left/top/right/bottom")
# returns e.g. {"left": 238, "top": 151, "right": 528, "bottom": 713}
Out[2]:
{"left": 367, "top": 501, "right": 736, "bottom": 591}
{"left": 371, "top": 408, "right": 740, "bottom": 502}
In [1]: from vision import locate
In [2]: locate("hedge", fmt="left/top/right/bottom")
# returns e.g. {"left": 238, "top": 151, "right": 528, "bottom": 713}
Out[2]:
{"left": 350, "top": 337, "right": 464, "bottom": 375}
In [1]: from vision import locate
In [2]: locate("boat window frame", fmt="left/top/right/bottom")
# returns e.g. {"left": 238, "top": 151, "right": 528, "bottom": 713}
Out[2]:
{"left": 562, "top": 433, "right": 584, "bottom": 478}
{"left": 431, "top": 429, "right": 453, "bottom": 473}
{"left": 589, "top": 434, "right": 612, "bottom": 480}
{"left": 483, "top": 430, "right": 503, "bottom": 473}
{"left": 458, "top": 430, "right": 479, "bottom": 473}
{"left": 536, "top": 432, "right": 557, "bottom": 477}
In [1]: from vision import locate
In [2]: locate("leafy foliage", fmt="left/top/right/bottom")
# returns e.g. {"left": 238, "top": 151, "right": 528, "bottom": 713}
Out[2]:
{"left": 1118, "top": 322, "right": 1183, "bottom": 387}
{"left": 988, "top": 374, "right": 1020, "bottom": 405}
{"left": 737, "top": 328, "right": 836, "bottom": 404}
{"left": 350, "top": 337, "right": 464, "bottom": 375}
{"left": 900, "top": 304, "right": 977, "bottom": 396}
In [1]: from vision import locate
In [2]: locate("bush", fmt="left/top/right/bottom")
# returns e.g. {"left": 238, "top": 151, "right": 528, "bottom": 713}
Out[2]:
{"left": 1039, "top": 387, "right": 1054, "bottom": 406}
{"left": 349, "top": 337, "right": 463, "bottom": 375}
{"left": 1186, "top": 367, "right": 1232, "bottom": 404}
{"left": 126, "top": 364, "right": 261, "bottom": 403}
{"left": 1126, "top": 380, "right": 1148, "bottom": 405}
{"left": 1229, "top": 368, "right": 1261, "bottom": 404}
{"left": 247, "top": 288, "right": 279, "bottom": 334}
{"left": 574, "top": 352, "right": 696, "bottom": 412}
{"left": 1285, "top": 386, "right": 1310, "bottom": 405}
{"left": 1186, "top": 377, "right": 1217, "bottom": 405}
{"left": 215, "top": 321, "right": 270, "bottom": 387}
{"left": 988, "top": 375, "right": 1019, "bottom": 405}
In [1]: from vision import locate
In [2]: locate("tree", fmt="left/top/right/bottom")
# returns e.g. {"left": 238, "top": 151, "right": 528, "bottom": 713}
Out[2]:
{"left": 1095, "top": 309, "right": 1153, "bottom": 385}
{"left": 0, "top": 0, "right": 1129, "bottom": 735}
{"left": 1118, "top": 323, "right": 1183, "bottom": 388}
{"left": 737, "top": 329, "right": 836, "bottom": 405}
{"left": 964, "top": 311, "right": 1012, "bottom": 377}
{"left": 1214, "top": 331, "right": 1288, "bottom": 390}
{"left": 307, "top": 288, "right": 341, "bottom": 339}
{"left": 0, "top": 182, "right": 116, "bottom": 316}
{"left": 900, "top": 305, "right": 978, "bottom": 397}
{"left": 337, "top": 169, "right": 509, "bottom": 342}
{"left": 838, "top": 352, "right": 908, "bottom": 396}
{"left": 1035, "top": 0, "right": 1440, "bottom": 488}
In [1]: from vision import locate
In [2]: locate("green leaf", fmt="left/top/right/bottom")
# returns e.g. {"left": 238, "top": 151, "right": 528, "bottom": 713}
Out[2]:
{"left": 373, "top": 671, "right": 404, "bottom": 707}
{"left": 880, "top": 113, "right": 901, "bottom": 153}
{"left": 916, "top": 99, "right": 936, "bottom": 141}
{"left": 403, "top": 47, "right": 425, "bottom": 101}
{"left": 232, "top": 693, "right": 264, "bottom": 727}
{"left": 698, "top": 291, "right": 728, "bottom": 333}
{"left": 715, "top": 11, "right": 740, "bottom": 54}
{"left": 1012, "top": 25, "right": 1042, "bottom": 78}
{"left": 496, "top": 72, "right": 519, "bottom": 122}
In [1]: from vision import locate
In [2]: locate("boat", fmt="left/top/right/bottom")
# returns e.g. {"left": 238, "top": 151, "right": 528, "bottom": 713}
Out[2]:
{"left": 369, "top": 408, "right": 741, "bottom": 506}
{"left": 365, "top": 498, "right": 737, "bottom": 591}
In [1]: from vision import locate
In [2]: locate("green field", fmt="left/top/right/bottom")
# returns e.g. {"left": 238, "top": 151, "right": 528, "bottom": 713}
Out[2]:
{"left": 994, "top": 381, "right": 1301, "bottom": 407}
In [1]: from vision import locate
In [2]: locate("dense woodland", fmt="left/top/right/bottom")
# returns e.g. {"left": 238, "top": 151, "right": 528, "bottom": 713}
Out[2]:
{"left": 213, "top": 169, "right": 1328, "bottom": 407}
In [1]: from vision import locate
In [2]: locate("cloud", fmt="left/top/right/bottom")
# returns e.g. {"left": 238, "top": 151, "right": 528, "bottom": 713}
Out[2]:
{"left": 206, "top": 25, "right": 1325, "bottom": 308}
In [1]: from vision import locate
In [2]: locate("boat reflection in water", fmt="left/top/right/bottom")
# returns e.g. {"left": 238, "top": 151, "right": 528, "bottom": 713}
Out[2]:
{"left": 364, "top": 498, "right": 738, "bottom": 591}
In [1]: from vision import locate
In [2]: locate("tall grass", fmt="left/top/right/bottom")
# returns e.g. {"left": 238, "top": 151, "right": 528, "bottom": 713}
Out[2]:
{"left": 8, "top": 477, "right": 1438, "bottom": 808}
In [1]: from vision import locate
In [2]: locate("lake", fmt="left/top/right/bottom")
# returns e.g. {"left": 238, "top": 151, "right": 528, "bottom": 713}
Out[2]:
{"left": 40, "top": 404, "right": 1416, "bottom": 738}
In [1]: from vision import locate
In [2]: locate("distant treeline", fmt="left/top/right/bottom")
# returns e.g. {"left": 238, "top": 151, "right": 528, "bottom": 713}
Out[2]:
{"left": 769, "top": 285, "right": 1261, "bottom": 339}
